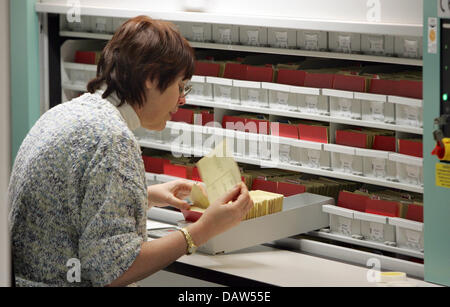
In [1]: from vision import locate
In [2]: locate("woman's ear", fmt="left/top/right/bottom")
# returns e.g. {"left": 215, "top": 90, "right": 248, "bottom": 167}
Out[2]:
{"left": 145, "top": 79, "right": 155, "bottom": 90}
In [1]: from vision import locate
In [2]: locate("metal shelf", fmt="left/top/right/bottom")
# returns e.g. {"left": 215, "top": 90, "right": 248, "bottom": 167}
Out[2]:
{"left": 186, "top": 97, "right": 424, "bottom": 135}
{"left": 137, "top": 132, "right": 423, "bottom": 194}
{"left": 58, "top": 30, "right": 422, "bottom": 66}
{"left": 38, "top": 2, "right": 422, "bottom": 36}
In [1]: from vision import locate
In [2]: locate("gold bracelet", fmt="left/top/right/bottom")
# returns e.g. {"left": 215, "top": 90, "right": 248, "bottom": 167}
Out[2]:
{"left": 179, "top": 227, "right": 197, "bottom": 255}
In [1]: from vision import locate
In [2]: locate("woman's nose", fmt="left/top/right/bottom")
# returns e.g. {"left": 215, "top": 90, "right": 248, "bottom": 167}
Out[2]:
{"left": 178, "top": 97, "right": 186, "bottom": 106}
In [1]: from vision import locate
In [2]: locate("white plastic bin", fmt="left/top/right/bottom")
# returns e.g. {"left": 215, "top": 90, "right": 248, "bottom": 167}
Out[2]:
{"left": 268, "top": 28, "right": 297, "bottom": 49}
{"left": 388, "top": 217, "right": 424, "bottom": 252}
{"left": 329, "top": 32, "right": 361, "bottom": 53}
{"left": 295, "top": 87, "right": 329, "bottom": 115}
{"left": 323, "top": 89, "right": 361, "bottom": 120}
{"left": 361, "top": 34, "right": 394, "bottom": 56}
{"left": 322, "top": 205, "right": 362, "bottom": 238}
{"left": 355, "top": 211, "right": 396, "bottom": 245}
{"left": 212, "top": 24, "right": 240, "bottom": 44}
{"left": 239, "top": 26, "right": 268, "bottom": 47}
{"left": 297, "top": 30, "right": 327, "bottom": 51}
{"left": 389, "top": 96, "right": 423, "bottom": 128}
{"left": 234, "top": 80, "right": 268, "bottom": 108}
{"left": 207, "top": 77, "right": 240, "bottom": 104}
{"left": 389, "top": 153, "right": 423, "bottom": 186}
{"left": 189, "top": 75, "right": 214, "bottom": 100}
{"left": 325, "top": 144, "right": 363, "bottom": 176}
{"left": 356, "top": 92, "right": 395, "bottom": 124}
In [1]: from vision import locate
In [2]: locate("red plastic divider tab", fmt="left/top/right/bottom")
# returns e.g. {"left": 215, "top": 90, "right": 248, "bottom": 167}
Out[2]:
{"left": 365, "top": 199, "right": 400, "bottom": 217}
{"left": 335, "top": 130, "right": 368, "bottom": 148}
{"left": 398, "top": 139, "right": 423, "bottom": 158}
{"left": 223, "top": 63, "right": 247, "bottom": 80}
{"left": 277, "top": 182, "right": 306, "bottom": 196}
{"left": 369, "top": 79, "right": 398, "bottom": 96}
{"left": 276, "top": 69, "right": 306, "bottom": 86}
{"left": 337, "top": 191, "right": 368, "bottom": 212}
{"left": 373, "top": 135, "right": 396, "bottom": 152}
{"left": 142, "top": 156, "right": 170, "bottom": 174}
{"left": 251, "top": 179, "right": 278, "bottom": 193}
{"left": 246, "top": 66, "right": 274, "bottom": 83}
{"left": 298, "top": 124, "right": 329, "bottom": 143}
{"left": 396, "top": 80, "right": 423, "bottom": 99}
{"left": 304, "top": 73, "right": 335, "bottom": 89}
{"left": 201, "top": 112, "right": 214, "bottom": 126}
{"left": 163, "top": 164, "right": 190, "bottom": 179}
{"left": 405, "top": 204, "right": 424, "bottom": 222}
{"left": 333, "top": 74, "right": 366, "bottom": 92}
{"left": 194, "top": 61, "right": 221, "bottom": 77}
{"left": 74, "top": 51, "right": 98, "bottom": 65}
{"left": 171, "top": 108, "right": 194, "bottom": 124}
{"left": 271, "top": 123, "right": 299, "bottom": 139}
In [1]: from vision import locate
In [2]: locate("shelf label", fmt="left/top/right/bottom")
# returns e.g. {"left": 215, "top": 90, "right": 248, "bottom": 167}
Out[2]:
{"left": 247, "top": 30, "right": 260, "bottom": 46}
{"left": 275, "top": 31, "right": 288, "bottom": 48}
{"left": 340, "top": 154, "right": 354, "bottom": 173}
{"left": 276, "top": 92, "right": 289, "bottom": 106}
{"left": 338, "top": 35, "right": 352, "bottom": 53}
{"left": 248, "top": 89, "right": 260, "bottom": 103}
{"left": 219, "top": 86, "right": 232, "bottom": 100}
{"left": 406, "top": 165, "right": 420, "bottom": 185}
{"left": 338, "top": 216, "right": 352, "bottom": 236}
{"left": 369, "top": 222, "right": 384, "bottom": 241}
{"left": 305, "top": 95, "right": 319, "bottom": 113}
{"left": 436, "top": 163, "right": 450, "bottom": 188}
{"left": 305, "top": 33, "right": 319, "bottom": 50}
{"left": 403, "top": 39, "right": 419, "bottom": 58}
{"left": 372, "top": 158, "right": 386, "bottom": 178}
{"left": 368, "top": 36, "right": 384, "bottom": 54}
{"left": 192, "top": 26, "right": 205, "bottom": 42}
{"left": 218, "top": 28, "right": 232, "bottom": 44}
{"left": 338, "top": 98, "right": 352, "bottom": 116}
{"left": 307, "top": 149, "right": 321, "bottom": 168}
{"left": 370, "top": 101, "right": 385, "bottom": 121}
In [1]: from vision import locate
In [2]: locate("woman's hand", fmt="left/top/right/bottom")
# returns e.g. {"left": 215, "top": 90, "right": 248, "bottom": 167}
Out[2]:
{"left": 186, "top": 182, "right": 254, "bottom": 246}
{"left": 147, "top": 179, "right": 193, "bottom": 210}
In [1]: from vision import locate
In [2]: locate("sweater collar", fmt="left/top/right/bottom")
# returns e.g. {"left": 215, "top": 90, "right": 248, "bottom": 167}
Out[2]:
{"left": 97, "top": 86, "right": 141, "bottom": 131}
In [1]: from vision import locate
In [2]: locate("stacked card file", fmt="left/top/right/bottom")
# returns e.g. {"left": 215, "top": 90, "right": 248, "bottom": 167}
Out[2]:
{"left": 245, "top": 190, "right": 284, "bottom": 220}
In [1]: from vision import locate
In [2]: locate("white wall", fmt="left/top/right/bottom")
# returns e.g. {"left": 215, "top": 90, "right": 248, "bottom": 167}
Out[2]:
{"left": 0, "top": 0, "right": 11, "bottom": 287}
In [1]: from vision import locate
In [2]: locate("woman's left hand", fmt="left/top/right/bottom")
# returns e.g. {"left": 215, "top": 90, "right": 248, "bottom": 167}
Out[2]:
{"left": 147, "top": 179, "right": 193, "bottom": 210}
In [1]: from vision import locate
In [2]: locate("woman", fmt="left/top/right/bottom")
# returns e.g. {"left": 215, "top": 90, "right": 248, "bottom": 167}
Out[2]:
{"left": 8, "top": 16, "right": 253, "bottom": 287}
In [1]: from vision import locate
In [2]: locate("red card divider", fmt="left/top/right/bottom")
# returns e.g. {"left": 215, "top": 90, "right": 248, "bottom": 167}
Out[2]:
{"left": 194, "top": 61, "right": 221, "bottom": 77}
{"left": 396, "top": 80, "right": 423, "bottom": 99}
{"left": 246, "top": 66, "right": 274, "bottom": 82}
{"left": 277, "top": 182, "right": 306, "bottom": 196}
{"left": 298, "top": 124, "right": 329, "bottom": 143}
{"left": 276, "top": 69, "right": 306, "bottom": 86}
{"left": 398, "top": 139, "right": 423, "bottom": 158}
{"left": 191, "top": 167, "right": 202, "bottom": 182}
{"left": 142, "top": 156, "right": 170, "bottom": 174}
{"left": 337, "top": 191, "right": 368, "bottom": 212}
{"left": 163, "top": 164, "right": 190, "bottom": 179}
{"left": 171, "top": 108, "right": 194, "bottom": 124}
{"left": 335, "top": 130, "right": 368, "bottom": 148}
{"left": 373, "top": 135, "right": 396, "bottom": 152}
{"left": 251, "top": 179, "right": 278, "bottom": 193}
{"left": 333, "top": 74, "right": 366, "bottom": 92}
{"left": 405, "top": 204, "right": 424, "bottom": 222}
{"left": 365, "top": 199, "right": 400, "bottom": 217}
{"left": 271, "top": 123, "right": 298, "bottom": 139}
{"left": 201, "top": 112, "right": 215, "bottom": 126}
{"left": 223, "top": 63, "right": 247, "bottom": 80}
{"left": 304, "top": 73, "right": 335, "bottom": 89}
{"left": 74, "top": 51, "right": 99, "bottom": 65}
{"left": 369, "top": 79, "right": 398, "bottom": 96}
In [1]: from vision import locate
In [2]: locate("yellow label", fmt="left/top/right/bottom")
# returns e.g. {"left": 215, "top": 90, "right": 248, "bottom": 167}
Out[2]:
{"left": 436, "top": 163, "right": 450, "bottom": 188}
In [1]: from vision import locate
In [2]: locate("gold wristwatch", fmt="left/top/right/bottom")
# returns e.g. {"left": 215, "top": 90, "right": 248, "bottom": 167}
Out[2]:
{"left": 179, "top": 227, "right": 197, "bottom": 255}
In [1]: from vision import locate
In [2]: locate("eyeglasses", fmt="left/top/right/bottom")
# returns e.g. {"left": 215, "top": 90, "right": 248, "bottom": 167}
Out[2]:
{"left": 179, "top": 84, "right": 192, "bottom": 98}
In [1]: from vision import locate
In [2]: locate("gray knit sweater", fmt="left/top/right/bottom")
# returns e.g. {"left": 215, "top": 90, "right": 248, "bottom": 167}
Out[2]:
{"left": 8, "top": 92, "right": 148, "bottom": 287}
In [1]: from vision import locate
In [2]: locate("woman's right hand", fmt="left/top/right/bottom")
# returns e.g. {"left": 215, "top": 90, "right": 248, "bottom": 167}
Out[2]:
{"left": 185, "top": 182, "right": 253, "bottom": 247}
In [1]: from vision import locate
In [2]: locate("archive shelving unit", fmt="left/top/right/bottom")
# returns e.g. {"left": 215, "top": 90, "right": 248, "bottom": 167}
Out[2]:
{"left": 35, "top": 0, "right": 434, "bottom": 281}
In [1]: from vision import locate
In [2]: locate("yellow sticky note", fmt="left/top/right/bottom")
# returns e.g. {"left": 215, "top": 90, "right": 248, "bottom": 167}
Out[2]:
{"left": 436, "top": 163, "right": 450, "bottom": 189}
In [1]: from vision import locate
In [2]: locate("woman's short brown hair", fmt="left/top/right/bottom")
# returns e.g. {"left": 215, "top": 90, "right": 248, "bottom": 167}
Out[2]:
{"left": 87, "top": 16, "right": 195, "bottom": 107}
